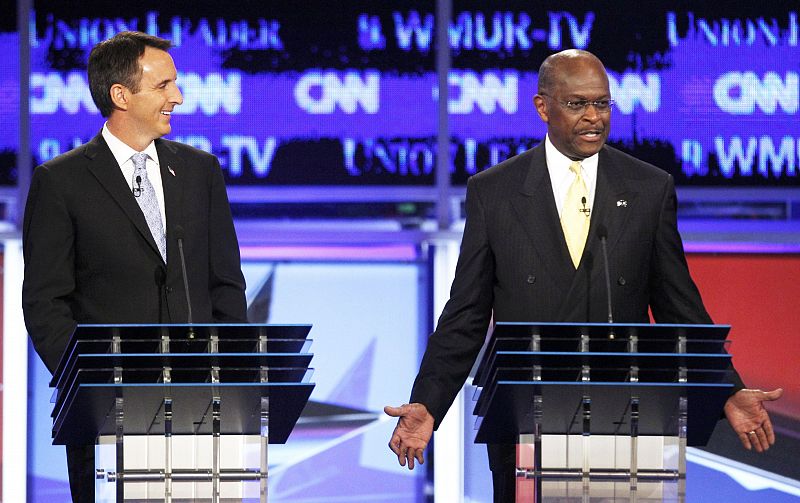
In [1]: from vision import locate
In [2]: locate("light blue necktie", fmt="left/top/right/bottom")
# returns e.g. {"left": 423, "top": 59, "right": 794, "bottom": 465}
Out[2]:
{"left": 132, "top": 152, "right": 167, "bottom": 262}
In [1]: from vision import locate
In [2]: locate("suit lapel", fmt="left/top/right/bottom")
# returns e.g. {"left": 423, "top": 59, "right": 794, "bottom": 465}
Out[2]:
{"left": 584, "top": 147, "right": 636, "bottom": 262}
{"left": 155, "top": 139, "right": 185, "bottom": 244}
{"left": 509, "top": 144, "right": 577, "bottom": 286}
{"left": 83, "top": 134, "right": 163, "bottom": 260}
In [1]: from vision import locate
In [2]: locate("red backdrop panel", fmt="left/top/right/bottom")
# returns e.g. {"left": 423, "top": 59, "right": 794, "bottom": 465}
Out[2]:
{"left": 687, "top": 253, "right": 800, "bottom": 419}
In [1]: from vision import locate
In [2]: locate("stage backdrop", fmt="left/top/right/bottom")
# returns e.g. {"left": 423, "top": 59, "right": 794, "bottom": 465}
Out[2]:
{"left": 686, "top": 253, "right": 800, "bottom": 419}
{"left": 12, "top": 1, "right": 797, "bottom": 189}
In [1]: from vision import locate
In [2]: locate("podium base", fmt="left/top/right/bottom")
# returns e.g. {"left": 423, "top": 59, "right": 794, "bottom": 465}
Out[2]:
{"left": 516, "top": 480, "right": 684, "bottom": 502}
{"left": 515, "top": 435, "right": 685, "bottom": 503}
{"left": 95, "top": 435, "right": 266, "bottom": 502}
{"left": 518, "top": 434, "right": 679, "bottom": 471}
{"left": 109, "top": 500, "right": 265, "bottom": 503}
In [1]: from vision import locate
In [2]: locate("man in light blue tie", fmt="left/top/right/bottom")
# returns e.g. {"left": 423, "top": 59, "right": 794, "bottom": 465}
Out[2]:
{"left": 22, "top": 31, "right": 247, "bottom": 502}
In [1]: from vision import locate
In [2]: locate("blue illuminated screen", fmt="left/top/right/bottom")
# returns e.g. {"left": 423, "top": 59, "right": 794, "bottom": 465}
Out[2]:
{"left": 14, "top": 2, "right": 799, "bottom": 187}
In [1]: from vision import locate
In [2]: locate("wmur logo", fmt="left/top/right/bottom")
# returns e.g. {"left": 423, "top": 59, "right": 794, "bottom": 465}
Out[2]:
{"left": 30, "top": 71, "right": 242, "bottom": 115}
{"left": 293, "top": 70, "right": 380, "bottom": 114}
{"left": 713, "top": 72, "right": 798, "bottom": 115}
{"left": 447, "top": 71, "right": 518, "bottom": 114}
{"left": 714, "top": 136, "right": 797, "bottom": 178}
{"left": 389, "top": 10, "right": 594, "bottom": 52}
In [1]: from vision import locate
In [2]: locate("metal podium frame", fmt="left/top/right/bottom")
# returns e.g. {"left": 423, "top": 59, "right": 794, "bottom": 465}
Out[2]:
{"left": 49, "top": 323, "right": 315, "bottom": 503}
{"left": 472, "top": 322, "right": 735, "bottom": 502}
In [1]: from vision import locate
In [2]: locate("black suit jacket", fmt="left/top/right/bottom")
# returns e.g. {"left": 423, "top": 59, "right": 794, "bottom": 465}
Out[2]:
{"left": 410, "top": 143, "right": 743, "bottom": 432}
{"left": 22, "top": 133, "right": 247, "bottom": 373}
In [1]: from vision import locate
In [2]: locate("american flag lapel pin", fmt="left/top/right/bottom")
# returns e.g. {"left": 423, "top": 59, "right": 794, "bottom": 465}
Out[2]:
{"left": 616, "top": 199, "right": 627, "bottom": 207}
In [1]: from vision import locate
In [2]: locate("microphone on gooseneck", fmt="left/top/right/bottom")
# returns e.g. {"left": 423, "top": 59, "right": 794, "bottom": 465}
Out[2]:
{"left": 154, "top": 264, "right": 167, "bottom": 319}
{"left": 173, "top": 225, "right": 195, "bottom": 338}
{"left": 596, "top": 225, "right": 615, "bottom": 339}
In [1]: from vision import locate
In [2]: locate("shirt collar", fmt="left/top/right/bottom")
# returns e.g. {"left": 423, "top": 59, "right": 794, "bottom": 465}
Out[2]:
{"left": 544, "top": 134, "right": 598, "bottom": 183}
{"left": 101, "top": 123, "right": 160, "bottom": 167}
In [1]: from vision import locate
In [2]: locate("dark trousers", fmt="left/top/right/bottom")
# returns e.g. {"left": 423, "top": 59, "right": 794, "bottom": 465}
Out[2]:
{"left": 66, "top": 444, "right": 95, "bottom": 503}
{"left": 489, "top": 443, "right": 517, "bottom": 503}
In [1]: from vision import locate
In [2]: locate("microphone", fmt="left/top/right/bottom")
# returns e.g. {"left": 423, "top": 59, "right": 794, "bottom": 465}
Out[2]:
{"left": 133, "top": 175, "right": 142, "bottom": 197}
{"left": 154, "top": 265, "right": 167, "bottom": 321}
{"left": 580, "top": 196, "right": 591, "bottom": 215}
{"left": 596, "top": 225, "right": 615, "bottom": 339}
{"left": 173, "top": 225, "right": 195, "bottom": 338}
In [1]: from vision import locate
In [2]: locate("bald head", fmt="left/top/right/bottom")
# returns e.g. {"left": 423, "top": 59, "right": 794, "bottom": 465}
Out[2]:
{"left": 533, "top": 49, "right": 612, "bottom": 160}
{"left": 537, "top": 49, "right": 606, "bottom": 96}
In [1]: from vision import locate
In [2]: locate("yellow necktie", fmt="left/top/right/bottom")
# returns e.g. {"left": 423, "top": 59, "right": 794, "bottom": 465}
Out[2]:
{"left": 561, "top": 161, "right": 590, "bottom": 268}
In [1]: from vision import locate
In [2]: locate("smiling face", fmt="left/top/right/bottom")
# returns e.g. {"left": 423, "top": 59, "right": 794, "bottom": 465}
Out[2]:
{"left": 108, "top": 46, "right": 183, "bottom": 150}
{"left": 534, "top": 53, "right": 611, "bottom": 160}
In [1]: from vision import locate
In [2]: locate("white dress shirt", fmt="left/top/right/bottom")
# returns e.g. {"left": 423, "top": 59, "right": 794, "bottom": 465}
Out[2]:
{"left": 102, "top": 124, "right": 167, "bottom": 232}
{"left": 544, "top": 134, "right": 599, "bottom": 219}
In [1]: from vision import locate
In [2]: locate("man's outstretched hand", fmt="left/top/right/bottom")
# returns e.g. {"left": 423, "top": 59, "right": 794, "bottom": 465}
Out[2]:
{"left": 724, "top": 388, "right": 783, "bottom": 453}
{"left": 384, "top": 403, "right": 434, "bottom": 470}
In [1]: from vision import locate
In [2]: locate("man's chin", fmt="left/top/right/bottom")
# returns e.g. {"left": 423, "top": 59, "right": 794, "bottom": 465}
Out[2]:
{"left": 574, "top": 139, "right": 605, "bottom": 157}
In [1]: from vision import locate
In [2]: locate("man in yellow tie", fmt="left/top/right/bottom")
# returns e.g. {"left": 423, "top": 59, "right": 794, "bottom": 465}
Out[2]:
{"left": 385, "top": 49, "right": 782, "bottom": 502}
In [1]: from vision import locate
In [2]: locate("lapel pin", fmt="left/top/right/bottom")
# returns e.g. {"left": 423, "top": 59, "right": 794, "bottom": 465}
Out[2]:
{"left": 168, "top": 166, "right": 176, "bottom": 177}
{"left": 616, "top": 199, "right": 627, "bottom": 207}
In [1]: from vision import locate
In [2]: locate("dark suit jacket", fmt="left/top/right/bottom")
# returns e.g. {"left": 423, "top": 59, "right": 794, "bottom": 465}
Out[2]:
{"left": 410, "top": 143, "right": 743, "bottom": 440}
{"left": 22, "top": 133, "right": 247, "bottom": 374}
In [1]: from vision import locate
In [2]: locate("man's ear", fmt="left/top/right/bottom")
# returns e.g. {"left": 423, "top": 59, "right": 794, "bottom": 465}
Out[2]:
{"left": 534, "top": 94, "right": 549, "bottom": 123}
{"left": 109, "top": 83, "right": 128, "bottom": 111}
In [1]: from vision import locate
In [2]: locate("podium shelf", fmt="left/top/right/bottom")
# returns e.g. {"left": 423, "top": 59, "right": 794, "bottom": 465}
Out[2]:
{"left": 53, "top": 382, "right": 314, "bottom": 445}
